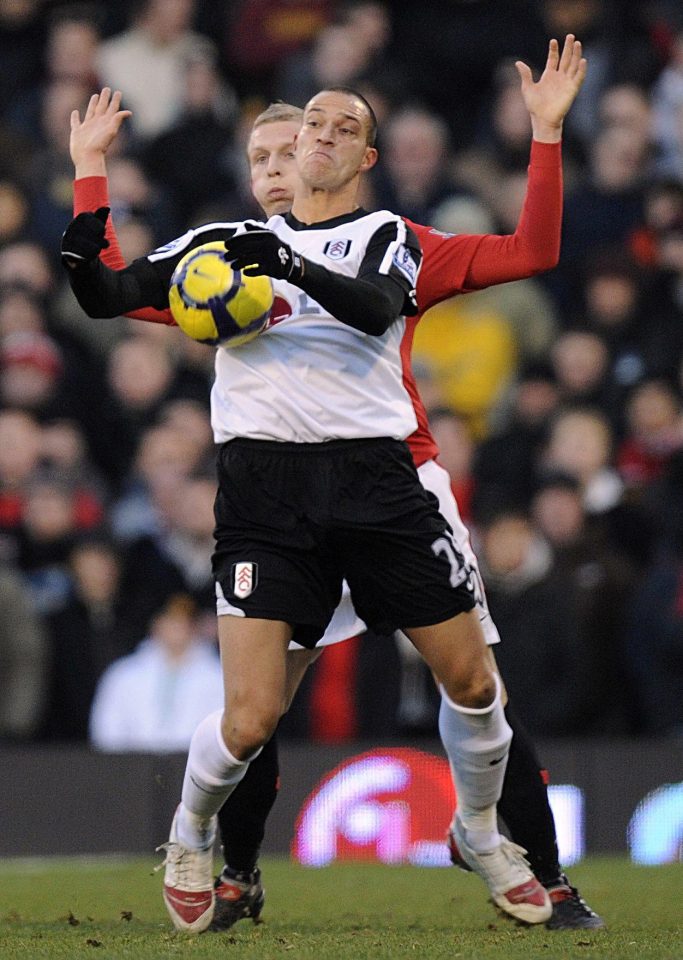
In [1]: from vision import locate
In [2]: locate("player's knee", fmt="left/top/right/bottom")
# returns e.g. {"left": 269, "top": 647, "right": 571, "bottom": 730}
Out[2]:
{"left": 221, "top": 707, "right": 279, "bottom": 760}
{"left": 444, "top": 669, "right": 497, "bottom": 710}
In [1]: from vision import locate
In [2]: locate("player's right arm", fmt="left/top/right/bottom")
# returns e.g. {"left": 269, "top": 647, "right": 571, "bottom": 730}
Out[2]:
{"left": 62, "top": 218, "right": 241, "bottom": 318}
{"left": 69, "top": 87, "right": 175, "bottom": 325}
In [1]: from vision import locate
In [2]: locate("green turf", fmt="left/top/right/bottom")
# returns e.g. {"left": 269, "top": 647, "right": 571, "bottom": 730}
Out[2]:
{"left": 0, "top": 856, "right": 680, "bottom": 959}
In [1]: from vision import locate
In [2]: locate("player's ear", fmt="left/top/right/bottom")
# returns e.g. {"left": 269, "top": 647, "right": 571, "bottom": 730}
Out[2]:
{"left": 360, "top": 146, "right": 378, "bottom": 173}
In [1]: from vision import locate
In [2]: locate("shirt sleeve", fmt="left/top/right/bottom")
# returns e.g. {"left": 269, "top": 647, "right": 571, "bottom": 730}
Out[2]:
{"left": 295, "top": 217, "right": 422, "bottom": 335}
{"left": 66, "top": 224, "right": 241, "bottom": 319}
{"left": 358, "top": 219, "right": 421, "bottom": 315}
{"left": 412, "top": 139, "right": 562, "bottom": 313}
{"left": 74, "top": 177, "right": 176, "bottom": 326}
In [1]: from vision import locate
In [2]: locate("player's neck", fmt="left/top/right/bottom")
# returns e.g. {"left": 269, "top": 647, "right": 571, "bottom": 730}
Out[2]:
{"left": 291, "top": 181, "right": 360, "bottom": 225}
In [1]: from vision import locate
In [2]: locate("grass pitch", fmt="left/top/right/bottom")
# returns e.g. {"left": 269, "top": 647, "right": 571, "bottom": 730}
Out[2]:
{"left": 0, "top": 856, "right": 680, "bottom": 959}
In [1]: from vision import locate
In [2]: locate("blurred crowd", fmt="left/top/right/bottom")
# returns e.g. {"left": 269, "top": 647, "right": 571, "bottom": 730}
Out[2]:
{"left": 1, "top": 0, "right": 683, "bottom": 751}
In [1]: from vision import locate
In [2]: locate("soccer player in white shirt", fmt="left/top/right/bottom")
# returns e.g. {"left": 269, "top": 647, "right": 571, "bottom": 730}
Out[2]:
{"left": 63, "top": 64, "right": 585, "bottom": 932}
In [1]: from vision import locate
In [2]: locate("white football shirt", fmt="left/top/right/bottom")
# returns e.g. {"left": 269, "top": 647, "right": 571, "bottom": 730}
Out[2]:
{"left": 150, "top": 209, "right": 422, "bottom": 444}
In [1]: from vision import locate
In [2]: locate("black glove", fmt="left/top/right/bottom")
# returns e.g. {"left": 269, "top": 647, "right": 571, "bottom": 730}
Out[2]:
{"left": 61, "top": 206, "right": 110, "bottom": 267}
{"left": 224, "top": 224, "right": 304, "bottom": 282}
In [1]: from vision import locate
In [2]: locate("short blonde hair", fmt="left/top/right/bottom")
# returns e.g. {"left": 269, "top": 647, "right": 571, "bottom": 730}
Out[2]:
{"left": 252, "top": 102, "right": 303, "bottom": 129}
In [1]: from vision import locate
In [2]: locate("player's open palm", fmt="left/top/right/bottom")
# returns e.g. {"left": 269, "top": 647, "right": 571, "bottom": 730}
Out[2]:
{"left": 516, "top": 35, "right": 587, "bottom": 134}
{"left": 69, "top": 87, "right": 132, "bottom": 167}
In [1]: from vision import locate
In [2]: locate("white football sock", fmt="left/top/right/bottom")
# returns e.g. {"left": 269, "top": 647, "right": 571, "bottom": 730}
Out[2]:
{"left": 177, "top": 709, "right": 260, "bottom": 849}
{"left": 438, "top": 674, "right": 512, "bottom": 851}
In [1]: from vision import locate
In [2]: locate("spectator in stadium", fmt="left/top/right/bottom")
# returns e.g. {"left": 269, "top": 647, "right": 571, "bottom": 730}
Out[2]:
{"left": 384, "top": 0, "right": 545, "bottom": 148}
{"left": 141, "top": 47, "right": 238, "bottom": 227}
{"left": 16, "top": 473, "right": 99, "bottom": 616}
{"left": 277, "top": 21, "right": 378, "bottom": 115}
{"left": 626, "top": 503, "right": 683, "bottom": 736}
{"left": 373, "top": 106, "right": 465, "bottom": 225}
{"left": 411, "top": 286, "right": 517, "bottom": 439}
{"left": 0, "top": 179, "right": 30, "bottom": 245}
{"left": 0, "top": 330, "right": 64, "bottom": 417}
{"left": 86, "top": 336, "right": 181, "bottom": 487}
{"left": 111, "top": 421, "right": 204, "bottom": 545}
{"left": 538, "top": 0, "right": 664, "bottom": 146}
{"left": 0, "top": 0, "right": 43, "bottom": 127}
{"left": 548, "top": 328, "right": 614, "bottom": 416}
{"left": 653, "top": 212, "right": 683, "bottom": 317}
{"left": 0, "top": 285, "right": 45, "bottom": 339}
{"left": 578, "top": 249, "right": 683, "bottom": 399}
{"left": 616, "top": 378, "right": 683, "bottom": 493}
{"left": 158, "top": 398, "right": 214, "bottom": 472}
{"left": 218, "top": 0, "right": 333, "bottom": 99}
{"left": 598, "top": 83, "right": 653, "bottom": 154}
{"left": 651, "top": 26, "right": 683, "bottom": 179}
{"left": 40, "top": 535, "right": 139, "bottom": 742}
{"left": 0, "top": 241, "right": 55, "bottom": 301}
{"left": 476, "top": 505, "right": 596, "bottom": 736}
{"left": 0, "top": 562, "right": 47, "bottom": 741}
{"left": 276, "top": 2, "right": 400, "bottom": 115}
{"left": 26, "top": 77, "right": 94, "bottom": 256}
{"left": 530, "top": 469, "right": 640, "bottom": 734}
{"left": 426, "top": 407, "right": 477, "bottom": 527}
{"left": 542, "top": 405, "right": 652, "bottom": 567}
{"left": 474, "top": 362, "right": 561, "bottom": 511}
{"left": 556, "top": 124, "right": 649, "bottom": 311}
{"left": 630, "top": 178, "right": 683, "bottom": 270}
{"left": 104, "top": 153, "right": 180, "bottom": 246}
{"left": 96, "top": 0, "right": 216, "bottom": 142}
{"left": 40, "top": 418, "right": 107, "bottom": 509}
{"left": 121, "top": 473, "right": 218, "bottom": 624}
{"left": 0, "top": 409, "right": 44, "bottom": 563}
{"left": 89, "top": 593, "right": 223, "bottom": 753}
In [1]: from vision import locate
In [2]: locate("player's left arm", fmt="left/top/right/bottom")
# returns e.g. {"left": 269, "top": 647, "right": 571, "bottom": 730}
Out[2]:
{"left": 413, "top": 35, "right": 587, "bottom": 310}
{"left": 224, "top": 220, "right": 422, "bottom": 335}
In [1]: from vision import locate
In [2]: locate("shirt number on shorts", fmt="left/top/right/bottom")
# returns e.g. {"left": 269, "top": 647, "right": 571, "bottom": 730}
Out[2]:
{"left": 431, "top": 531, "right": 480, "bottom": 601}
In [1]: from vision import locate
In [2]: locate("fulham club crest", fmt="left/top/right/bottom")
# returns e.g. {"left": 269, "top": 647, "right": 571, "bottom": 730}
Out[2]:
{"left": 324, "top": 239, "right": 351, "bottom": 260}
{"left": 232, "top": 561, "right": 258, "bottom": 598}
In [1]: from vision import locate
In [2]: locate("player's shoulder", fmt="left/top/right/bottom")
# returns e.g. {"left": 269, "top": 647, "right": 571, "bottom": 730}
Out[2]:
{"left": 365, "top": 208, "right": 410, "bottom": 231}
{"left": 148, "top": 219, "right": 265, "bottom": 262}
{"left": 404, "top": 218, "right": 459, "bottom": 242}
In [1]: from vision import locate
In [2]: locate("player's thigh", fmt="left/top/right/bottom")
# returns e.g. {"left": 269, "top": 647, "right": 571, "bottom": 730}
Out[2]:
{"left": 405, "top": 610, "right": 495, "bottom": 707}
{"left": 284, "top": 647, "right": 323, "bottom": 710}
{"left": 218, "top": 614, "right": 292, "bottom": 729}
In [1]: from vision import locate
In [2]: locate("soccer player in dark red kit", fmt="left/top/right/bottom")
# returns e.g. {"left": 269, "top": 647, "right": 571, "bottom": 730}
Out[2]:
{"left": 66, "top": 35, "right": 601, "bottom": 930}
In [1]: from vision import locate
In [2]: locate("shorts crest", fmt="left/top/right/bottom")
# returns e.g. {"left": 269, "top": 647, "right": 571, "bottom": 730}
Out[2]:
{"left": 232, "top": 561, "right": 258, "bottom": 598}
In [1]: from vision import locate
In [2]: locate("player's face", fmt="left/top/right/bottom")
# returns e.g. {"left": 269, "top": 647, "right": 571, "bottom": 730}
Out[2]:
{"left": 296, "top": 91, "right": 377, "bottom": 192}
{"left": 248, "top": 121, "right": 300, "bottom": 217}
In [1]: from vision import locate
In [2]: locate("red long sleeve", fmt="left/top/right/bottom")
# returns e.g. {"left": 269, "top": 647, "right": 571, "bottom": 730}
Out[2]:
{"left": 410, "top": 139, "right": 563, "bottom": 313}
{"left": 73, "top": 177, "right": 176, "bottom": 326}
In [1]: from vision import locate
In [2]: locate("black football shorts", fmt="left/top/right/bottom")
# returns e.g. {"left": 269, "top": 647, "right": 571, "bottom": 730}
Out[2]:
{"left": 213, "top": 437, "right": 476, "bottom": 648}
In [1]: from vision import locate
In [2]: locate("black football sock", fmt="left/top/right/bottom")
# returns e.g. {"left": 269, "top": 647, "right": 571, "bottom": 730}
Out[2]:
{"left": 498, "top": 702, "right": 563, "bottom": 886}
{"left": 217, "top": 732, "right": 279, "bottom": 875}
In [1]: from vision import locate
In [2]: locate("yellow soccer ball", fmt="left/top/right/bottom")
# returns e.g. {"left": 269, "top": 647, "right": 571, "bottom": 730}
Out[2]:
{"left": 169, "top": 241, "right": 273, "bottom": 347}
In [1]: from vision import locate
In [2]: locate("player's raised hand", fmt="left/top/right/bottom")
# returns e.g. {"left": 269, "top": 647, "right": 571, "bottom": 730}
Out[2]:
{"left": 515, "top": 35, "right": 587, "bottom": 142}
{"left": 69, "top": 88, "right": 132, "bottom": 176}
